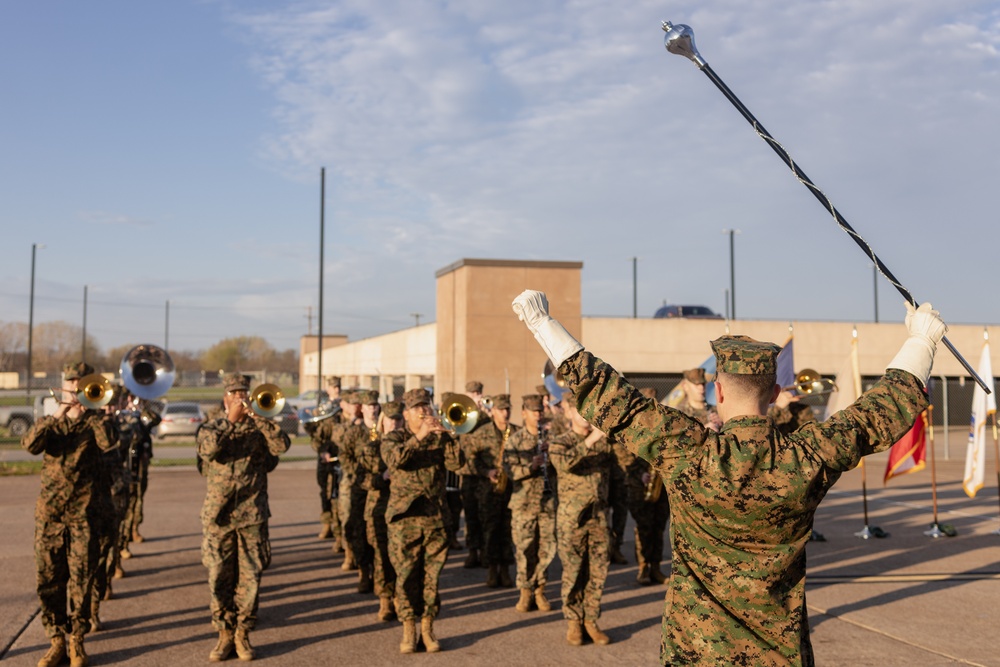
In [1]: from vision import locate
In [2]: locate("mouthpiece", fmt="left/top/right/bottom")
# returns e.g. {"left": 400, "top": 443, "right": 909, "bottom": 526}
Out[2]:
{"left": 662, "top": 21, "right": 706, "bottom": 68}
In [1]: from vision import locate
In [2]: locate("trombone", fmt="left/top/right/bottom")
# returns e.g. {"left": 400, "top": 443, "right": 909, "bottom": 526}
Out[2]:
{"left": 246, "top": 383, "right": 286, "bottom": 419}
{"left": 438, "top": 392, "right": 480, "bottom": 435}
{"left": 783, "top": 369, "right": 837, "bottom": 396}
{"left": 49, "top": 373, "right": 116, "bottom": 409}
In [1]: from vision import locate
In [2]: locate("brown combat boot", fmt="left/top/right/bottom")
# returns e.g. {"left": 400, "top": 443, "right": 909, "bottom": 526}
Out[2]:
{"left": 67, "top": 634, "right": 88, "bottom": 667}
{"left": 119, "top": 547, "right": 132, "bottom": 560}
{"left": 610, "top": 544, "right": 628, "bottom": 565}
{"left": 485, "top": 564, "right": 499, "bottom": 588}
{"left": 534, "top": 587, "right": 551, "bottom": 612}
{"left": 341, "top": 548, "right": 357, "bottom": 571}
{"left": 132, "top": 528, "right": 145, "bottom": 544}
{"left": 209, "top": 629, "right": 234, "bottom": 662}
{"left": 234, "top": 628, "right": 255, "bottom": 661}
{"left": 317, "top": 512, "right": 333, "bottom": 539}
{"left": 36, "top": 634, "right": 65, "bottom": 667}
{"left": 515, "top": 588, "right": 534, "bottom": 612}
{"left": 399, "top": 619, "right": 417, "bottom": 654}
{"left": 90, "top": 611, "right": 101, "bottom": 633}
{"left": 378, "top": 596, "right": 396, "bottom": 622}
{"left": 584, "top": 621, "right": 611, "bottom": 645}
{"left": 636, "top": 564, "right": 652, "bottom": 586}
{"left": 113, "top": 564, "right": 125, "bottom": 580}
{"left": 420, "top": 616, "right": 441, "bottom": 653}
{"left": 498, "top": 566, "right": 513, "bottom": 588}
{"left": 357, "top": 568, "right": 373, "bottom": 594}
{"left": 462, "top": 548, "right": 480, "bottom": 569}
{"left": 566, "top": 620, "right": 583, "bottom": 646}
{"left": 103, "top": 581, "right": 113, "bottom": 600}
{"left": 650, "top": 565, "right": 667, "bottom": 584}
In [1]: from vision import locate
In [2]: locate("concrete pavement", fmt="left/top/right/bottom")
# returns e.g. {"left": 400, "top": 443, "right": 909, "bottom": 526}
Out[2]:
{"left": 1, "top": 446, "right": 999, "bottom": 666}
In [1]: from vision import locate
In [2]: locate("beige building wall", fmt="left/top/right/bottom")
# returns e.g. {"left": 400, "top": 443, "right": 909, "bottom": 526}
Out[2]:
{"left": 299, "top": 257, "right": 999, "bottom": 400}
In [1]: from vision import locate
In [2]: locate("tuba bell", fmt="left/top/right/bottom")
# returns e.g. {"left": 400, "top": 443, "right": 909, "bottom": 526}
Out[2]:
{"left": 248, "top": 383, "right": 286, "bottom": 418}
{"left": 783, "top": 369, "right": 838, "bottom": 396}
{"left": 542, "top": 359, "right": 567, "bottom": 404}
{"left": 439, "top": 392, "right": 480, "bottom": 435}
{"left": 120, "top": 344, "right": 176, "bottom": 400}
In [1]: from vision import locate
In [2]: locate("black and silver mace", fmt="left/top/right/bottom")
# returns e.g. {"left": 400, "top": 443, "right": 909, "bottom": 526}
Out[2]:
{"left": 661, "top": 21, "right": 989, "bottom": 393}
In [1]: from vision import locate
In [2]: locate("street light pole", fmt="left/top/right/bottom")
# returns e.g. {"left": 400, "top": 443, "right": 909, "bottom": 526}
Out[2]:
{"left": 632, "top": 256, "right": 638, "bottom": 318}
{"left": 722, "top": 229, "right": 740, "bottom": 320}
{"left": 82, "top": 285, "right": 88, "bottom": 362}
{"left": 873, "top": 264, "right": 879, "bottom": 323}
{"left": 26, "top": 243, "right": 44, "bottom": 404}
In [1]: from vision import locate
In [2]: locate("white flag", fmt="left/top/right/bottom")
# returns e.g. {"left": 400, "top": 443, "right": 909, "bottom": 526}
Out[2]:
{"left": 824, "top": 332, "right": 862, "bottom": 420}
{"left": 963, "top": 342, "right": 996, "bottom": 498}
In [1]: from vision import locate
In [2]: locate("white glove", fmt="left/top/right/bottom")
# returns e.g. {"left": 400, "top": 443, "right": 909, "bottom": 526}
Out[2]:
{"left": 512, "top": 290, "right": 584, "bottom": 367}
{"left": 886, "top": 302, "right": 948, "bottom": 386}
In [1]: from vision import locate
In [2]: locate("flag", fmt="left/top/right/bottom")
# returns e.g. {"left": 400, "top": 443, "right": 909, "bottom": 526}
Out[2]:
{"left": 884, "top": 410, "right": 927, "bottom": 484}
{"left": 963, "top": 341, "right": 996, "bottom": 498}
{"left": 824, "top": 332, "right": 862, "bottom": 420}
{"left": 775, "top": 336, "right": 795, "bottom": 392}
{"left": 664, "top": 354, "right": 717, "bottom": 407}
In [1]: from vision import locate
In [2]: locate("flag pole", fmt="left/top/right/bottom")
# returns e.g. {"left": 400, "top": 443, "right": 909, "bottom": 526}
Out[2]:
{"left": 853, "top": 460, "right": 886, "bottom": 539}
{"left": 991, "top": 409, "right": 1000, "bottom": 536}
{"left": 923, "top": 406, "right": 956, "bottom": 537}
{"left": 660, "top": 21, "right": 990, "bottom": 395}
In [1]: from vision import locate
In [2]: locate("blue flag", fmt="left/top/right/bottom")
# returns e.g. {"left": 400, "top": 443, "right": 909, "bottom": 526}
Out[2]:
{"left": 775, "top": 337, "right": 795, "bottom": 391}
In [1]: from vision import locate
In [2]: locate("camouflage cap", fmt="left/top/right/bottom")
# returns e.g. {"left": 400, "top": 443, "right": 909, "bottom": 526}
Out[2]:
{"left": 490, "top": 394, "right": 511, "bottom": 410}
{"left": 402, "top": 388, "right": 432, "bottom": 409}
{"left": 340, "top": 389, "right": 361, "bottom": 405}
{"left": 63, "top": 361, "right": 95, "bottom": 380}
{"left": 325, "top": 375, "right": 342, "bottom": 388}
{"left": 465, "top": 380, "right": 484, "bottom": 393}
{"left": 223, "top": 372, "right": 251, "bottom": 392}
{"left": 683, "top": 368, "right": 708, "bottom": 384}
{"left": 522, "top": 394, "right": 544, "bottom": 411}
{"left": 382, "top": 401, "right": 403, "bottom": 418}
{"left": 357, "top": 389, "right": 379, "bottom": 405}
{"left": 710, "top": 335, "right": 781, "bottom": 375}
{"left": 535, "top": 384, "right": 549, "bottom": 396}
{"left": 639, "top": 387, "right": 658, "bottom": 400}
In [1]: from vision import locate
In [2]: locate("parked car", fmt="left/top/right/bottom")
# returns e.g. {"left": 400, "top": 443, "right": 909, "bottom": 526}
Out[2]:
{"left": 285, "top": 389, "right": 329, "bottom": 412}
{"left": 274, "top": 403, "right": 300, "bottom": 436}
{"left": 154, "top": 401, "right": 205, "bottom": 440}
{"left": 653, "top": 304, "right": 723, "bottom": 319}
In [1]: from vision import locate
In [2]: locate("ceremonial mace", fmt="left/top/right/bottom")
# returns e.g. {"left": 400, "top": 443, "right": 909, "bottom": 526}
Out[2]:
{"left": 661, "top": 21, "right": 990, "bottom": 394}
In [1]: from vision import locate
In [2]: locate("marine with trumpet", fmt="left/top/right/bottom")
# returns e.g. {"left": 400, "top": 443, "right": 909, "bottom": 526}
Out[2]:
{"left": 304, "top": 376, "right": 344, "bottom": 545}
{"left": 503, "top": 394, "right": 557, "bottom": 613}
{"left": 463, "top": 393, "right": 518, "bottom": 588}
{"left": 456, "top": 380, "right": 488, "bottom": 564}
{"left": 196, "top": 373, "right": 290, "bottom": 662}
{"left": 22, "top": 361, "right": 118, "bottom": 667}
{"left": 337, "top": 390, "right": 380, "bottom": 594}
{"left": 380, "top": 388, "right": 465, "bottom": 654}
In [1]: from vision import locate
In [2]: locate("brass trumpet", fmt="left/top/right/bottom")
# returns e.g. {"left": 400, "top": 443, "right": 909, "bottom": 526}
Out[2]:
{"left": 245, "top": 383, "right": 286, "bottom": 418}
{"left": 439, "top": 393, "right": 480, "bottom": 435}
{"left": 48, "top": 373, "right": 115, "bottom": 409}
{"left": 783, "top": 369, "right": 837, "bottom": 396}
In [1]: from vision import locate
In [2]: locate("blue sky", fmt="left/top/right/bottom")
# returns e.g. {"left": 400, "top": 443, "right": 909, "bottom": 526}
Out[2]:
{"left": 2, "top": 1, "right": 999, "bottom": 354}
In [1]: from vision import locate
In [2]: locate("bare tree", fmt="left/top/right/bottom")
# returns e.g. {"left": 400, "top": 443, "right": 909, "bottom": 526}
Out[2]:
{"left": 0, "top": 321, "right": 28, "bottom": 373}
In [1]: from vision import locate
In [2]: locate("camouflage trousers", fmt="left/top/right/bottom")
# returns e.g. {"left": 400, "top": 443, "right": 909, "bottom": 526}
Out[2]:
{"left": 341, "top": 485, "right": 373, "bottom": 573}
{"left": 474, "top": 481, "right": 513, "bottom": 566}
{"left": 629, "top": 489, "right": 669, "bottom": 568}
{"left": 317, "top": 460, "right": 342, "bottom": 542}
{"left": 202, "top": 523, "right": 271, "bottom": 631}
{"left": 557, "top": 510, "right": 609, "bottom": 621}
{"left": 608, "top": 466, "right": 628, "bottom": 551}
{"left": 460, "top": 475, "right": 482, "bottom": 550}
{"left": 365, "top": 490, "right": 396, "bottom": 598}
{"left": 94, "top": 473, "right": 129, "bottom": 610}
{"left": 387, "top": 514, "right": 449, "bottom": 620}
{"left": 35, "top": 515, "right": 111, "bottom": 637}
{"left": 511, "top": 495, "right": 556, "bottom": 590}
{"left": 121, "top": 457, "right": 150, "bottom": 547}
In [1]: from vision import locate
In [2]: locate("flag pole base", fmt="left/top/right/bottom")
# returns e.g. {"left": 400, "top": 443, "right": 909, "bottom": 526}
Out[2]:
{"left": 854, "top": 525, "right": 888, "bottom": 539}
{"left": 992, "top": 527, "right": 1000, "bottom": 536}
{"left": 924, "top": 523, "right": 957, "bottom": 538}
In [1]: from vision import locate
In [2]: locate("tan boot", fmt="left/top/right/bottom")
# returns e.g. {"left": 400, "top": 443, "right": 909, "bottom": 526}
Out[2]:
{"left": 584, "top": 620, "right": 611, "bottom": 645}
{"left": 132, "top": 528, "right": 144, "bottom": 544}
{"left": 234, "top": 628, "right": 255, "bottom": 661}
{"left": 341, "top": 548, "right": 357, "bottom": 571}
{"left": 485, "top": 564, "right": 499, "bottom": 588}
{"left": 534, "top": 587, "right": 551, "bottom": 612}
{"left": 399, "top": 619, "right": 417, "bottom": 654}
{"left": 377, "top": 596, "right": 396, "bottom": 622}
{"left": 566, "top": 620, "right": 583, "bottom": 646}
{"left": 650, "top": 565, "right": 667, "bottom": 584}
{"left": 610, "top": 544, "right": 628, "bottom": 565}
{"left": 90, "top": 611, "right": 101, "bottom": 633}
{"left": 113, "top": 565, "right": 125, "bottom": 580}
{"left": 498, "top": 566, "right": 514, "bottom": 588}
{"left": 515, "top": 588, "right": 534, "bottom": 612}
{"left": 119, "top": 548, "right": 132, "bottom": 560}
{"left": 318, "top": 512, "right": 333, "bottom": 539}
{"left": 67, "top": 634, "right": 88, "bottom": 667}
{"left": 357, "top": 568, "right": 373, "bottom": 594}
{"left": 636, "top": 564, "right": 652, "bottom": 586}
{"left": 209, "top": 629, "right": 234, "bottom": 662}
{"left": 36, "top": 634, "right": 65, "bottom": 667}
{"left": 102, "top": 581, "right": 113, "bottom": 601}
{"left": 462, "top": 548, "right": 480, "bottom": 569}
{"left": 420, "top": 616, "right": 441, "bottom": 653}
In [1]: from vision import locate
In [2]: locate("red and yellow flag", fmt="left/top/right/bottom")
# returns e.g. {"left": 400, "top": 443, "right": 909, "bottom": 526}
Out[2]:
{"left": 884, "top": 410, "right": 927, "bottom": 484}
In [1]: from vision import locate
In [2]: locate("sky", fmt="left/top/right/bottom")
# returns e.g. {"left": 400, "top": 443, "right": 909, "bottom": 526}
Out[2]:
{"left": 2, "top": 1, "right": 999, "bottom": 355}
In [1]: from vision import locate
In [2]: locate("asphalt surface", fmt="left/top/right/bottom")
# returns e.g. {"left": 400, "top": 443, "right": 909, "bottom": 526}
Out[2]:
{"left": 1, "top": 440, "right": 999, "bottom": 666}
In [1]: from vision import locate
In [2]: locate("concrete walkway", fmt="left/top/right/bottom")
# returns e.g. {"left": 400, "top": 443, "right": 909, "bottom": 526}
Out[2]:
{"left": 1, "top": 447, "right": 999, "bottom": 666}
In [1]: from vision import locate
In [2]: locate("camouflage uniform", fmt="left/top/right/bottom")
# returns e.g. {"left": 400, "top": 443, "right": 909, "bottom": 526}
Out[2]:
{"left": 22, "top": 364, "right": 118, "bottom": 639}
{"left": 307, "top": 410, "right": 346, "bottom": 547}
{"left": 548, "top": 429, "right": 614, "bottom": 622}
{"left": 93, "top": 442, "right": 127, "bottom": 611}
{"left": 119, "top": 404, "right": 161, "bottom": 552}
{"left": 358, "top": 411, "right": 397, "bottom": 602}
{"left": 197, "top": 379, "right": 290, "bottom": 633}
{"left": 503, "top": 421, "right": 557, "bottom": 592}
{"left": 768, "top": 401, "right": 818, "bottom": 435}
{"left": 339, "top": 419, "right": 376, "bottom": 581}
{"left": 465, "top": 417, "right": 519, "bottom": 568}
{"left": 562, "top": 341, "right": 928, "bottom": 665}
{"left": 457, "top": 413, "right": 490, "bottom": 555}
{"left": 380, "top": 395, "right": 463, "bottom": 621}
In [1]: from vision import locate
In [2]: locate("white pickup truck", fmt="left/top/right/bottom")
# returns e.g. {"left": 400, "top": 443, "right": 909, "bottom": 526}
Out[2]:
{"left": 0, "top": 403, "right": 36, "bottom": 437}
